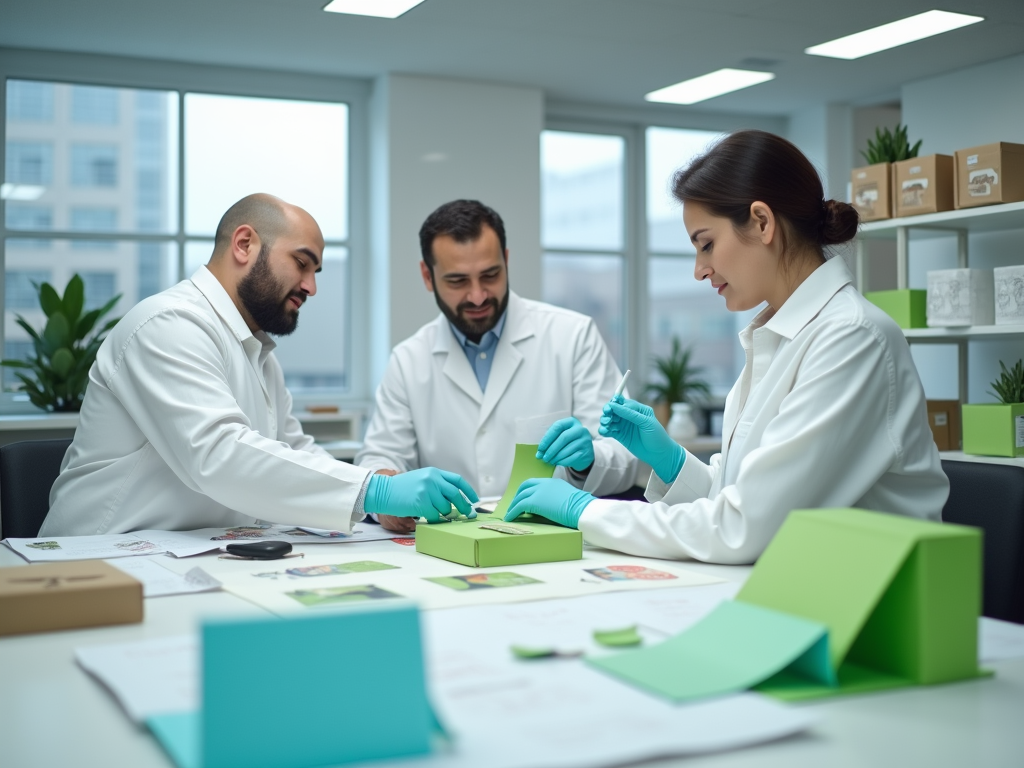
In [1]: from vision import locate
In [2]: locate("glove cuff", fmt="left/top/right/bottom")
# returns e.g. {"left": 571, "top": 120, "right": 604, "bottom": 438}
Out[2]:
{"left": 364, "top": 473, "right": 389, "bottom": 515}
{"left": 566, "top": 490, "right": 595, "bottom": 529}
{"left": 654, "top": 444, "right": 686, "bottom": 485}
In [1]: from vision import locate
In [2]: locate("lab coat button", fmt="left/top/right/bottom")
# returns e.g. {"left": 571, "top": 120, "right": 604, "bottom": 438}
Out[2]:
{"left": 479, "top": 352, "right": 487, "bottom": 360}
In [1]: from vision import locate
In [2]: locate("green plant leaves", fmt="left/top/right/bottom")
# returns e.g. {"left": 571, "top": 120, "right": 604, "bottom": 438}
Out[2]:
{"left": 645, "top": 337, "right": 712, "bottom": 405}
{"left": 989, "top": 360, "right": 1024, "bottom": 404}
{"left": 861, "top": 123, "right": 922, "bottom": 165}
{"left": 43, "top": 312, "right": 71, "bottom": 354}
{"left": 50, "top": 348, "right": 75, "bottom": 378}
{"left": 62, "top": 274, "right": 85, "bottom": 324}
{"left": 38, "top": 282, "right": 63, "bottom": 317}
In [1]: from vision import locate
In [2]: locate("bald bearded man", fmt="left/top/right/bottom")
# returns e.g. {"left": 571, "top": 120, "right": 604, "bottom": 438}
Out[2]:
{"left": 42, "top": 194, "right": 477, "bottom": 536}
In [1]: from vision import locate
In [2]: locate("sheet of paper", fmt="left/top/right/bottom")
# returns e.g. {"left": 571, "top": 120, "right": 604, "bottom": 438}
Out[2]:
{"left": 492, "top": 443, "right": 556, "bottom": 518}
{"left": 2, "top": 533, "right": 167, "bottom": 562}
{"left": 515, "top": 410, "right": 570, "bottom": 444}
{"left": 588, "top": 600, "right": 832, "bottom": 702}
{"left": 979, "top": 617, "right": 1024, "bottom": 662}
{"left": 75, "top": 635, "right": 197, "bottom": 723}
{"left": 105, "top": 557, "right": 221, "bottom": 598}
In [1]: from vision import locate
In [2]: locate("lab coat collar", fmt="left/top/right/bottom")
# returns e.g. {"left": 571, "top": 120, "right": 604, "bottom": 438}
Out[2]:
{"left": 760, "top": 257, "right": 853, "bottom": 341}
{"left": 190, "top": 266, "right": 277, "bottom": 353}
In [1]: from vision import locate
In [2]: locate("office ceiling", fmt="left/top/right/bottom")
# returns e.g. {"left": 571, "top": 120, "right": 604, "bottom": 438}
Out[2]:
{"left": 2, "top": 0, "right": 1024, "bottom": 117}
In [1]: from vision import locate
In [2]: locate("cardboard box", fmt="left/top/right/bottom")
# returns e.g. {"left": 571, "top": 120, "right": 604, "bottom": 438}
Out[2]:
{"left": 926, "top": 268, "right": 995, "bottom": 326}
{"left": 927, "top": 400, "right": 962, "bottom": 451}
{"left": 994, "top": 265, "right": 1024, "bottom": 325}
{"left": 864, "top": 289, "right": 927, "bottom": 329}
{"left": 0, "top": 561, "right": 142, "bottom": 637}
{"left": 962, "top": 403, "right": 1024, "bottom": 458}
{"left": 955, "top": 142, "right": 1024, "bottom": 209}
{"left": 851, "top": 163, "right": 893, "bottom": 221}
{"left": 415, "top": 517, "right": 583, "bottom": 567}
{"left": 894, "top": 155, "right": 955, "bottom": 217}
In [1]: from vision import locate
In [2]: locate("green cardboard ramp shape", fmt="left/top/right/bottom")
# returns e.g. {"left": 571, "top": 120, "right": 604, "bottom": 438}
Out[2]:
{"left": 738, "top": 508, "right": 984, "bottom": 700}
{"left": 416, "top": 517, "right": 582, "bottom": 567}
{"left": 147, "top": 605, "right": 435, "bottom": 768}
{"left": 492, "top": 443, "right": 556, "bottom": 518}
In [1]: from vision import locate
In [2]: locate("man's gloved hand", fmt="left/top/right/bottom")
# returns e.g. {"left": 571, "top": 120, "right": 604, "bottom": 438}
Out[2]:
{"left": 365, "top": 468, "right": 479, "bottom": 524}
{"left": 503, "top": 478, "right": 594, "bottom": 529}
{"left": 599, "top": 395, "right": 685, "bottom": 484}
{"left": 537, "top": 417, "right": 595, "bottom": 472}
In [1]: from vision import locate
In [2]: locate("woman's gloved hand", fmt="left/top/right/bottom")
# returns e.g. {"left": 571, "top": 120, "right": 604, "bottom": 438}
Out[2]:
{"left": 503, "top": 478, "right": 594, "bottom": 529}
{"left": 599, "top": 395, "right": 685, "bottom": 484}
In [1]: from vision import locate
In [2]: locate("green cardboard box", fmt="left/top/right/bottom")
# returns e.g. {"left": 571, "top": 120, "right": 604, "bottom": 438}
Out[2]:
{"left": 962, "top": 403, "right": 1024, "bottom": 458}
{"left": 865, "top": 289, "right": 927, "bottom": 329}
{"left": 739, "top": 508, "right": 984, "bottom": 700}
{"left": 415, "top": 518, "right": 582, "bottom": 567}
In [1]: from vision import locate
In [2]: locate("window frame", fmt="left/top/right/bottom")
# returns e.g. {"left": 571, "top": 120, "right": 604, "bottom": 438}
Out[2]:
{"left": 0, "top": 47, "right": 372, "bottom": 412}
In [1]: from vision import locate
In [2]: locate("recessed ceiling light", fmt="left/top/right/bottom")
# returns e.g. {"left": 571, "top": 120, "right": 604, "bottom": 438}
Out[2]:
{"left": 323, "top": 0, "right": 426, "bottom": 19}
{"left": 645, "top": 69, "right": 775, "bottom": 106}
{"left": 805, "top": 10, "right": 984, "bottom": 60}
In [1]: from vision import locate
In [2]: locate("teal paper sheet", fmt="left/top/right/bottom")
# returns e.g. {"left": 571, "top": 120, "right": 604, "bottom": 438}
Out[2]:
{"left": 587, "top": 600, "right": 834, "bottom": 702}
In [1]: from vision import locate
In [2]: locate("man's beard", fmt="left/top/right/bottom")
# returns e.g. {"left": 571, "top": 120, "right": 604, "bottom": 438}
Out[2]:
{"left": 237, "top": 245, "right": 305, "bottom": 336}
{"left": 435, "top": 284, "right": 509, "bottom": 343}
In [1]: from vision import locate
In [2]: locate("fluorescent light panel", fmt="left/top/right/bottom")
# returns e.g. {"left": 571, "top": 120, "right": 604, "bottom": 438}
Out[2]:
{"left": 323, "top": 0, "right": 426, "bottom": 19}
{"left": 806, "top": 10, "right": 983, "bottom": 60}
{"left": 645, "top": 69, "right": 775, "bottom": 105}
{"left": 0, "top": 183, "right": 46, "bottom": 201}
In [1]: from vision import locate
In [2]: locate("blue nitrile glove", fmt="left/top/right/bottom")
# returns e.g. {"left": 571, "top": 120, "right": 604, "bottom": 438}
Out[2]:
{"left": 364, "top": 468, "right": 479, "bottom": 524}
{"left": 537, "top": 417, "right": 595, "bottom": 472}
{"left": 599, "top": 395, "right": 685, "bottom": 484}
{"left": 503, "top": 478, "right": 594, "bottom": 529}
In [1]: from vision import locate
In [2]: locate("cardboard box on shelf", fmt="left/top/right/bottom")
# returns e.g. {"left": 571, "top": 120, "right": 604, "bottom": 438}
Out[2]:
{"left": 927, "top": 400, "right": 962, "bottom": 451}
{"left": 994, "top": 265, "right": 1024, "bottom": 325}
{"left": 894, "top": 155, "right": 955, "bottom": 217}
{"left": 415, "top": 517, "right": 582, "bottom": 567}
{"left": 0, "top": 560, "right": 143, "bottom": 637}
{"left": 926, "top": 269, "right": 995, "bottom": 326}
{"left": 954, "top": 142, "right": 1024, "bottom": 209}
{"left": 851, "top": 163, "right": 893, "bottom": 221}
{"left": 864, "top": 289, "right": 927, "bottom": 329}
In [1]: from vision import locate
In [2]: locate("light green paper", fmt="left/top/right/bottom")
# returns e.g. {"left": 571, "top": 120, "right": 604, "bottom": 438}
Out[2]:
{"left": 738, "top": 508, "right": 984, "bottom": 700}
{"left": 492, "top": 444, "right": 556, "bottom": 517}
{"left": 593, "top": 626, "right": 643, "bottom": 648}
{"left": 587, "top": 600, "right": 832, "bottom": 703}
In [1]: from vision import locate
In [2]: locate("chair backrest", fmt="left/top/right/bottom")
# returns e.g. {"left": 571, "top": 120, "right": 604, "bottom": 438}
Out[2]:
{"left": 0, "top": 438, "right": 74, "bottom": 539}
{"left": 941, "top": 460, "right": 1024, "bottom": 624}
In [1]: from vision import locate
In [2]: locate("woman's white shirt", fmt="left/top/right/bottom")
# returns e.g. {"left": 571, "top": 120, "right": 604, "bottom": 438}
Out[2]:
{"left": 578, "top": 257, "right": 949, "bottom": 564}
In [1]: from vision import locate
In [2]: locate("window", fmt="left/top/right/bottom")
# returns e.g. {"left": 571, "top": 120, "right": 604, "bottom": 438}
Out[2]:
{"left": 71, "top": 144, "right": 119, "bottom": 187}
{"left": 71, "top": 85, "right": 119, "bottom": 125}
{"left": 541, "top": 130, "right": 626, "bottom": 363}
{"left": 5, "top": 141, "right": 53, "bottom": 185}
{"left": 3, "top": 76, "right": 356, "bottom": 401}
{"left": 6, "top": 81, "right": 53, "bottom": 122}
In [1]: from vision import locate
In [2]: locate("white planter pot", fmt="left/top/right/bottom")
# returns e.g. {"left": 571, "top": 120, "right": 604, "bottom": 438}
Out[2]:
{"left": 667, "top": 402, "right": 698, "bottom": 442}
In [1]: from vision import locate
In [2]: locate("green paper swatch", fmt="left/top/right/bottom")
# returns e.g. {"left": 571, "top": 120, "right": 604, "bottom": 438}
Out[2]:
{"left": 593, "top": 626, "right": 643, "bottom": 648}
{"left": 493, "top": 444, "right": 556, "bottom": 518}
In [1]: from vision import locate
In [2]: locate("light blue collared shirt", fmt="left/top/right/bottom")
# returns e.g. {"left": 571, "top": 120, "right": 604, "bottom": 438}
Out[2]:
{"left": 449, "top": 310, "right": 507, "bottom": 392}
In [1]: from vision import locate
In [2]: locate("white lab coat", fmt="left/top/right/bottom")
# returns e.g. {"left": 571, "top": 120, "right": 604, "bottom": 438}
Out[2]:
{"left": 357, "top": 292, "right": 637, "bottom": 498}
{"left": 579, "top": 257, "right": 949, "bottom": 564}
{"left": 42, "top": 267, "right": 369, "bottom": 536}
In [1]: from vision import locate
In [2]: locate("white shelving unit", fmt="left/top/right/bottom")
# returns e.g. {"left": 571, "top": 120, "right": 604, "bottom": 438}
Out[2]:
{"left": 855, "top": 201, "right": 1024, "bottom": 465}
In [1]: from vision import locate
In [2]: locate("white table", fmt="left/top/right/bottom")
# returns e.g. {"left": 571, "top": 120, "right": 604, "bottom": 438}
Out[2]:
{"left": 1, "top": 545, "right": 1022, "bottom": 768}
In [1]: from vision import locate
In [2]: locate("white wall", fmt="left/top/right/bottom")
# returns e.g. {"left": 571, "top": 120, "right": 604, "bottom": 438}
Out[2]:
{"left": 369, "top": 73, "right": 543, "bottom": 384}
{"left": 902, "top": 53, "right": 1024, "bottom": 403}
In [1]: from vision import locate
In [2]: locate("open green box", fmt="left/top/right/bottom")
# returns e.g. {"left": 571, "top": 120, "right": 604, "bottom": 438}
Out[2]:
{"left": 864, "top": 289, "right": 927, "bottom": 329}
{"left": 589, "top": 509, "right": 984, "bottom": 703}
{"left": 415, "top": 518, "right": 582, "bottom": 567}
{"left": 962, "top": 403, "right": 1024, "bottom": 458}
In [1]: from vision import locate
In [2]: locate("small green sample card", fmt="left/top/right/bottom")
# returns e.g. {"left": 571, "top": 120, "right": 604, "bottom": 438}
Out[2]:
{"left": 416, "top": 517, "right": 582, "bottom": 567}
{"left": 492, "top": 444, "right": 556, "bottom": 517}
{"left": 426, "top": 572, "right": 542, "bottom": 591}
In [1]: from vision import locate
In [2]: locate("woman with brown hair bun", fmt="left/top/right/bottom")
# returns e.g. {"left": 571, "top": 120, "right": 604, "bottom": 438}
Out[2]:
{"left": 503, "top": 129, "right": 949, "bottom": 564}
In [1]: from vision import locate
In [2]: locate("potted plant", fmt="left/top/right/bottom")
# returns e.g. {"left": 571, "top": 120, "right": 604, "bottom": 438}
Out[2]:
{"left": 1, "top": 275, "right": 121, "bottom": 412}
{"left": 961, "top": 360, "right": 1024, "bottom": 458}
{"left": 852, "top": 123, "right": 922, "bottom": 222}
{"left": 645, "top": 337, "right": 711, "bottom": 436}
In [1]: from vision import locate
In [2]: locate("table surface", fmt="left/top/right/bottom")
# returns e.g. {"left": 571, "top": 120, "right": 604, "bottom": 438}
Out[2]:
{"left": 1, "top": 544, "right": 1022, "bottom": 768}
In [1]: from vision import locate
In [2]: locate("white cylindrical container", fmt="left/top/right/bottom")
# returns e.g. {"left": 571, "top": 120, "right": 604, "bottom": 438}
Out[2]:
{"left": 667, "top": 402, "right": 699, "bottom": 442}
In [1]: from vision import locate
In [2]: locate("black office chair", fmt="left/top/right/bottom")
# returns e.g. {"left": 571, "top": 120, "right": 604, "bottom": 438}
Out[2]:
{"left": 941, "top": 460, "right": 1024, "bottom": 625}
{"left": 0, "top": 438, "right": 73, "bottom": 538}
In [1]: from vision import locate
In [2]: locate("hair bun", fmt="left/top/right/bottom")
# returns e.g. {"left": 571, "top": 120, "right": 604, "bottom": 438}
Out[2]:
{"left": 820, "top": 199, "right": 859, "bottom": 246}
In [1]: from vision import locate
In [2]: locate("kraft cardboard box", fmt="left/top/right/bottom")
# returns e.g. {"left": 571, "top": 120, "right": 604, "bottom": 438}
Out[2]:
{"left": 894, "top": 155, "right": 955, "bottom": 217}
{"left": 955, "top": 142, "right": 1024, "bottom": 209}
{"left": 0, "top": 560, "right": 143, "bottom": 637}
{"left": 851, "top": 163, "right": 893, "bottom": 221}
{"left": 927, "top": 400, "right": 962, "bottom": 451}
{"left": 415, "top": 518, "right": 583, "bottom": 567}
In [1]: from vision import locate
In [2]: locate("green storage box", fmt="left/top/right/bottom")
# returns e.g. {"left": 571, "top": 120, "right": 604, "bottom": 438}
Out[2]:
{"left": 962, "top": 403, "right": 1024, "bottom": 458}
{"left": 864, "top": 289, "right": 927, "bottom": 329}
{"left": 415, "top": 518, "right": 582, "bottom": 567}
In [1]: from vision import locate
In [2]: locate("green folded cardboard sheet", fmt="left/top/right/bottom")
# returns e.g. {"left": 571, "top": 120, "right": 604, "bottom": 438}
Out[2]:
{"left": 589, "top": 508, "right": 984, "bottom": 703}
{"left": 492, "top": 443, "right": 556, "bottom": 518}
{"left": 147, "top": 605, "right": 435, "bottom": 768}
{"left": 416, "top": 517, "right": 582, "bottom": 567}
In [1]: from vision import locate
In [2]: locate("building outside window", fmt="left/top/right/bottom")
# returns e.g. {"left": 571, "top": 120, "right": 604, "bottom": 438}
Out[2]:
{"left": 70, "top": 85, "right": 119, "bottom": 125}
{"left": 5, "top": 141, "right": 53, "bottom": 185}
{"left": 71, "top": 144, "right": 119, "bottom": 187}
